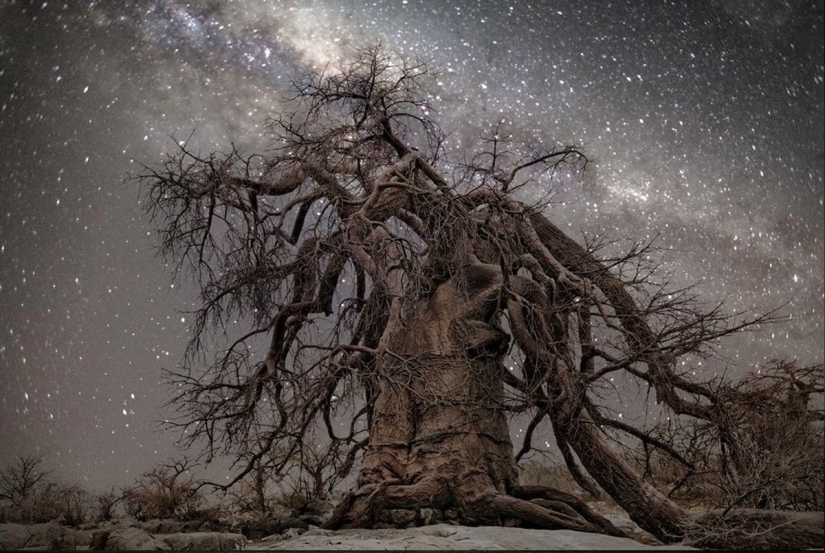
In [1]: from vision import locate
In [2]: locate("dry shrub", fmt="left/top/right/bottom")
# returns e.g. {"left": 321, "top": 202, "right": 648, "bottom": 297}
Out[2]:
{"left": 56, "top": 484, "right": 90, "bottom": 526}
{"left": 94, "top": 487, "right": 121, "bottom": 521}
{"left": 684, "top": 509, "right": 825, "bottom": 550}
{"left": 229, "top": 442, "right": 347, "bottom": 519}
{"left": 228, "top": 459, "right": 277, "bottom": 518}
{"left": 0, "top": 455, "right": 50, "bottom": 509}
{"left": 121, "top": 459, "right": 204, "bottom": 521}
{"left": 276, "top": 442, "right": 347, "bottom": 505}
{"left": 0, "top": 456, "right": 91, "bottom": 525}
{"left": 5, "top": 482, "right": 90, "bottom": 525}
{"left": 633, "top": 360, "right": 824, "bottom": 512}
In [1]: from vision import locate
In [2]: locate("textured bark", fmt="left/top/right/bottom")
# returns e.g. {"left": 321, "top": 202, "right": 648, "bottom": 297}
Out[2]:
{"left": 324, "top": 270, "right": 623, "bottom": 537}
{"left": 144, "top": 48, "right": 819, "bottom": 550}
{"left": 555, "top": 406, "right": 691, "bottom": 542}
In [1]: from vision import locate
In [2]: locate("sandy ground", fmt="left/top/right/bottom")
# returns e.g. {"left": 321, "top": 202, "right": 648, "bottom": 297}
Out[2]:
{"left": 245, "top": 524, "right": 697, "bottom": 550}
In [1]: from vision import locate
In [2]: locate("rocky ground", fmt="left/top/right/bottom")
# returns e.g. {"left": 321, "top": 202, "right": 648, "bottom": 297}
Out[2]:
{"left": 245, "top": 524, "right": 695, "bottom": 550}
{"left": 0, "top": 521, "right": 697, "bottom": 550}
{"left": 2, "top": 500, "right": 821, "bottom": 550}
{"left": 0, "top": 499, "right": 690, "bottom": 551}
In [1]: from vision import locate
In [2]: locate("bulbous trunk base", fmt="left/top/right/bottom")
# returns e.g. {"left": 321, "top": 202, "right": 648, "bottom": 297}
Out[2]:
{"left": 324, "top": 474, "right": 627, "bottom": 538}
{"left": 323, "top": 348, "right": 626, "bottom": 536}
{"left": 323, "top": 275, "right": 625, "bottom": 538}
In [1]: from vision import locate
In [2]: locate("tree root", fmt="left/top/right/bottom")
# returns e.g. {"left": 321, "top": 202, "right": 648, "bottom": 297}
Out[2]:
{"left": 326, "top": 481, "right": 825, "bottom": 551}
{"left": 512, "top": 485, "right": 626, "bottom": 537}
{"left": 483, "top": 492, "right": 626, "bottom": 537}
{"left": 323, "top": 479, "right": 628, "bottom": 539}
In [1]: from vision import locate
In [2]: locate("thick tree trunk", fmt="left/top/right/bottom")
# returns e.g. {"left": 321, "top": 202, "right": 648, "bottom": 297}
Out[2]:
{"left": 326, "top": 270, "right": 519, "bottom": 528}
{"left": 324, "top": 272, "right": 624, "bottom": 536}
{"left": 335, "top": 351, "right": 517, "bottom": 529}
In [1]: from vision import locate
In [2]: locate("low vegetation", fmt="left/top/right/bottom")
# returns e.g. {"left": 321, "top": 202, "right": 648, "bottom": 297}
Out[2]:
{"left": 623, "top": 360, "right": 824, "bottom": 513}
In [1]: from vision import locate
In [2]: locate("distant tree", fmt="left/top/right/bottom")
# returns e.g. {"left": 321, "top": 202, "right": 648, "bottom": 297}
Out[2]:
{"left": 94, "top": 487, "right": 122, "bottom": 522}
{"left": 230, "top": 439, "right": 352, "bottom": 517}
{"left": 140, "top": 45, "right": 823, "bottom": 547}
{"left": 228, "top": 456, "right": 276, "bottom": 517}
{"left": 274, "top": 438, "right": 349, "bottom": 508}
{"left": 0, "top": 455, "right": 50, "bottom": 508}
{"left": 53, "top": 484, "right": 90, "bottom": 527}
{"left": 0, "top": 456, "right": 93, "bottom": 525}
{"left": 121, "top": 458, "right": 203, "bottom": 521}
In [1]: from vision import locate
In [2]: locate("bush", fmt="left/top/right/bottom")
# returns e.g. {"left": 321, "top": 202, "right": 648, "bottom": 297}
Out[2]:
{"left": 94, "top": 487, "right": 121, "bottom": 521}
{"left": 227, "top": 442, "right": 349, "bottom": 518}
{"left": 227, "top": 458, "right": 275, "bottom": 518}
{"left": 12, "top": 482, "right": 90, "bottom": 525}
{"left": 0, "top": 456, "right": 91, "bottom": 525}
{"left": 632, "top": 360, "right": 824, "bottom": 512}
{"left": 56, "top": 484, "right": 90, "bottom": 526}
{"left": 0, "top": 455, "right": 50, "bottom": 509}
{"left": 121, "top": 458, "right": 204, "bottom": 521}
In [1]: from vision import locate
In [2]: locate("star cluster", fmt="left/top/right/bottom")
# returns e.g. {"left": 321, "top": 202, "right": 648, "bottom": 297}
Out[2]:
{"left": 0, "top": 0, "right": 822, "bottom": 490}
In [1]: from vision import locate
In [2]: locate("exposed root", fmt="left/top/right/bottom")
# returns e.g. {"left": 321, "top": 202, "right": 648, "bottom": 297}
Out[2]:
{"left": 323, "top": 477, "right": 443, "bottom": 530}
{"left": 484, "top": 492, "right": 624, "bottom": 536}
{"left": 324, "top": 479, "right": 628, "bottom": 539}
{"left": 512, "top": 485, "right": 626, "bottom": 537}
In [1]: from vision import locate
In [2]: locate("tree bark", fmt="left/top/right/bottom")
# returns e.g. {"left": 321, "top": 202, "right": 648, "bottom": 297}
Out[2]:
{"left": 324, "top": 270, "right": 624, "bottom": 536}
{"left": 554, "top": 406, "right": 691, "bottom": 541}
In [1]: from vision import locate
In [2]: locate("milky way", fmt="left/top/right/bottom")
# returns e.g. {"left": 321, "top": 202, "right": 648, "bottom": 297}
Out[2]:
{"left": 0, "top": 0, "right": 822, "bottom": 491}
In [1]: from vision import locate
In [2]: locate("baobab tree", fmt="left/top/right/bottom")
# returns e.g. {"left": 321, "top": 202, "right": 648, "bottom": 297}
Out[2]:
{"left": 140, "top": 46, "right": 823, "bottom": 547}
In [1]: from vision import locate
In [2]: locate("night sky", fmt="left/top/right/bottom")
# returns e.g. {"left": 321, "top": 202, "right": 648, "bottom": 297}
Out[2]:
{"left": 1, "top": 0, "right": 822, "bottom": 493}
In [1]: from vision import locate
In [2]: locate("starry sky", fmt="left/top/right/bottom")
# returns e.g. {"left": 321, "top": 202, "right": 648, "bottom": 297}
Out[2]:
{"left": 1, "top": 0, "right": 822, "bottom": 493}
